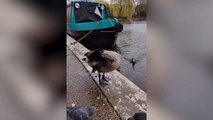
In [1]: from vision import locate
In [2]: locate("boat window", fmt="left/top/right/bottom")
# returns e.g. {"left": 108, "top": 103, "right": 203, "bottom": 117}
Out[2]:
{"left": 74, "top": 2, "right": 104, "bottom": 23}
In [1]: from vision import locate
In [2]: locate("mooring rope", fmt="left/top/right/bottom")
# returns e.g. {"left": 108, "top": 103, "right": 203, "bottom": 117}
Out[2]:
{"left": 71, "top": 20, "right": 103, "bottom": 45}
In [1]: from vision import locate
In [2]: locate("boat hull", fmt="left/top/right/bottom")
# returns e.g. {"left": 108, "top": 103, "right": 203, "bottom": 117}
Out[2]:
{"left": 67, "top": 27, "right": 118, "bottom": 50}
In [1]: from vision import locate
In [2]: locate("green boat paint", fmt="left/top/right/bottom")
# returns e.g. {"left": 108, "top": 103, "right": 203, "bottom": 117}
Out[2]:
{"left": 67, "top": 18, "right": 119, "bottom": 31}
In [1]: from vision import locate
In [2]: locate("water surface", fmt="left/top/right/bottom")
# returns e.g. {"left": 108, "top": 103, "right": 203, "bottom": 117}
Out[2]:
{"left": 117, "top": 21, "right": 147, "bottom": 91}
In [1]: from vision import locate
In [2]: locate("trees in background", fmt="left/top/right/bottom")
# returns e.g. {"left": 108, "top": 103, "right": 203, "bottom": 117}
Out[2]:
{"left": 108, "top": 0, "right": 135, "bottom": 20}
{"left": 108, "top": 0, "right": 147, "bottom": 20}
{"left": 95, "top": 0, "right": 109, "bottom": 5}
{"left": 133, "top": 0, "right": 146, "bottom": 20}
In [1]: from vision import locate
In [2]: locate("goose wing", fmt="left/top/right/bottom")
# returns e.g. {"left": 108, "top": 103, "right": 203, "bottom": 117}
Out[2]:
{"left": 101, "top": 53, "right": 115, "bottom": 66}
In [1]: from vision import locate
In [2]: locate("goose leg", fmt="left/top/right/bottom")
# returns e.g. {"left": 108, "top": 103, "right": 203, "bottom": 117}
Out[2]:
{"left": 102, "top": 73, "right": 110, "bottom": 82}
{"left": 92, "top": 68, "right": 96, "bottom": 73}
{"left": 98, "top": 72, "right": 101, "bottom": 82}
{"left": 98, "top": 72, "right": 108, "bottom": 87}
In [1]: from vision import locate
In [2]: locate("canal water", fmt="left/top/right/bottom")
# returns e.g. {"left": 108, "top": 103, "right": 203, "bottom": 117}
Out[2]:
{"left": 116, "top": 21, "right": 147, "bottom": 92}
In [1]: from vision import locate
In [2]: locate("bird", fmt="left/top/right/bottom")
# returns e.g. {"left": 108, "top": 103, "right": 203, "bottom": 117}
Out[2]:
{"left": 82, "top": 49, "right": 120, "bottom": 87}
{"left": 130, "top": 58, "right": 137, "bottom": 69}
{"left": 123, "top": 57, "right": 138, "bottom": 70}
{"left": 128, "top": 112, "right": 146, "bottom": 120}
{"left": 67, "top": 106, "right": 96, "bottom": 120}
{"left": 123, "top": 52, "right": 146, "bottom": 70}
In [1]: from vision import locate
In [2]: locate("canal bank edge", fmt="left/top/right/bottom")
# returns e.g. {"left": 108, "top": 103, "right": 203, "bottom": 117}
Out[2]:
{"left": 67, "top": 35, "right": 147, "bottom": 120}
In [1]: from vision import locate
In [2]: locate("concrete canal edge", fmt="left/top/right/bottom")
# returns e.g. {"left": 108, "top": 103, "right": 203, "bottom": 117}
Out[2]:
{"left": 67, "top": 35, "right": 147, "bottom": 120}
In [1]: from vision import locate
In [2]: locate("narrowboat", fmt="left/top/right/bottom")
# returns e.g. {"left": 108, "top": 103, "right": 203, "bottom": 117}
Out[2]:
{"left": 66, "top": 1, "right": 123, "bottom": 50}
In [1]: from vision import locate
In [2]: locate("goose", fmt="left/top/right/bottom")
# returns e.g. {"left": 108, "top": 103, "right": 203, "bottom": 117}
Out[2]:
{"left": 83, "top": 49, "right": 120, "bottom": 87}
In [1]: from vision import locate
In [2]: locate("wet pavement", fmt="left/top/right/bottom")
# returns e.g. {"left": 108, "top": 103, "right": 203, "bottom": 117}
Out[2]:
{"left": 67, "top": 35, "right": 147, "bottom": 120}
{"left": 66, "top": 47, "right": 120, "bottom": 120}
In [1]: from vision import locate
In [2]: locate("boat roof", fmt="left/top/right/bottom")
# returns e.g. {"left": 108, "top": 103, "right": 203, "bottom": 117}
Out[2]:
{"left": 67, "top": 1, "right": 105, "bottom": 8}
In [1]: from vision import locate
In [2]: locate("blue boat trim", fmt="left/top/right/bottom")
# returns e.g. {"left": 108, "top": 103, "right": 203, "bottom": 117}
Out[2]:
{"left": 102, "top": 6, "right": 108, "bottom": 20}
{"left": 71, "top": 5, "right": 76, "bottom": 23}
{"left": 67, "top": 18, "right": 119, "bottom": 31}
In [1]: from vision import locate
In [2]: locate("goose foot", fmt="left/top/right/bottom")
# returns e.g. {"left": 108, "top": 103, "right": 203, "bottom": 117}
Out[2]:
{"left": 117, "top": 67, "right": 120, "bottom": 72}
{"left": 102, "top": 74, "right": 111, "bottom": 82}
{"left": 99, "top": 80, "right": 109, "bottom": 88}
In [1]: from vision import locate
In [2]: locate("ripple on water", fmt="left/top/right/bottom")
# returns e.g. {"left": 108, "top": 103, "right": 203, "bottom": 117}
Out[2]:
{"left": 117, "top": 22, "right": 147, "bottom": 91}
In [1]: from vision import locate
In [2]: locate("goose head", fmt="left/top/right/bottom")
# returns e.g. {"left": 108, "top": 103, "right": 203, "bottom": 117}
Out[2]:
{"left": 82, "top": 49, "right": 105, "bottom": 62}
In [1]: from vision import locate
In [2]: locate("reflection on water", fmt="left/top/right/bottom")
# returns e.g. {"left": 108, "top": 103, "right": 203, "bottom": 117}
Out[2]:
{"left": 117, "top": 21, "right": 147, "bottom": 91}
